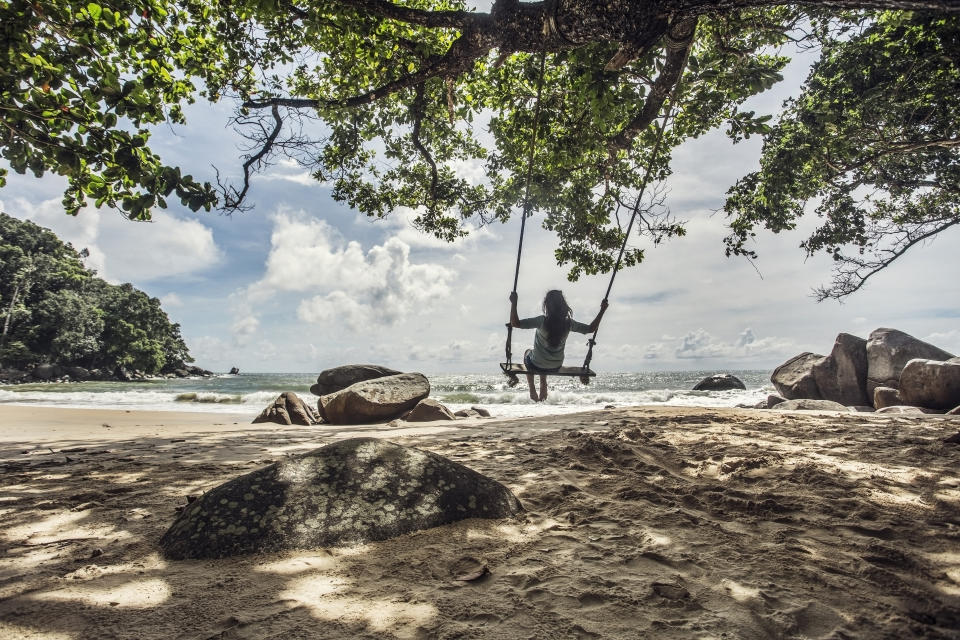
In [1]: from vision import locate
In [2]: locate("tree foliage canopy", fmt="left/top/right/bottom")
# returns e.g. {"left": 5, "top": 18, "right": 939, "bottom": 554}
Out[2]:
{"left": 0, "top": 212, "right": 193, "bottom": 372}
{"left": 724, "top": 11, "right": 960, "bottom": 299}
{"left": 2, "top": 0, "right": 959, "bottom": 293}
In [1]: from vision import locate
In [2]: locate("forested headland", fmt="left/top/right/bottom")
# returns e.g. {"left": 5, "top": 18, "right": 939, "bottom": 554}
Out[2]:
{"left": 0, "top": 212, "right": 203, "bottom": 382}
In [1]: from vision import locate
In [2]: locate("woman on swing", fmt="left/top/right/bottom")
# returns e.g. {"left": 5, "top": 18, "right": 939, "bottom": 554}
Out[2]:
{"left": 509, "top": 290, "right": 608, "bottom": 402}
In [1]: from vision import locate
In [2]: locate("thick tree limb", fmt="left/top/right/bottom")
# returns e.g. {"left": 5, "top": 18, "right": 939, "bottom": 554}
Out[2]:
{"left": 328, "top": 0, "right": 484, "bottom": 29}
{"left": 606, "top": 16, "right": 697, "bottom": 157}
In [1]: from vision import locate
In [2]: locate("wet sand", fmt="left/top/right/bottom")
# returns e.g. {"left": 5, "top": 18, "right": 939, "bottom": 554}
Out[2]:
{"left": 1, "top": 404, "right": 959, "bottom": 639}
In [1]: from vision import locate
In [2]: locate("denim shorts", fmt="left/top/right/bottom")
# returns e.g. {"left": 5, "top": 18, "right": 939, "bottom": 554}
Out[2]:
{"left": 524, "top": 349, "right": 560, "bottom": 373}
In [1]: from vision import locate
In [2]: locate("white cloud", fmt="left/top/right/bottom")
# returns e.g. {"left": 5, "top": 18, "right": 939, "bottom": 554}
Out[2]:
{"left": 160, "top": 293, "right": 183, "bottom": 307}
{"left": 260, "top": 158, "right": 324, "bottom": 186}
{"left": 248, "top": 211, "right": 455, "bottom": 328}
{"left": 231, "top": 314, "right": 260, "bottom": 345}
{"left": 369, "top": 206, "right": 496, "bottom": 250}
{"left": 672, "top": 328, "right": 797, "bottom": 361}
{"left": 924, "top": 330, "right": 960, "bottom": 355}
{"left": 1, "top": 196, "right": 222, "bottom": 283}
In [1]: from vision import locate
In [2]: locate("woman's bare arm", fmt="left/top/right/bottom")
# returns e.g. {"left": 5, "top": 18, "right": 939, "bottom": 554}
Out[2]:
{"left": 509, "top": 292, "right": 522, "bottom": 327}
{"left": 587, "top": 299, "right": 609, "bottom": 333}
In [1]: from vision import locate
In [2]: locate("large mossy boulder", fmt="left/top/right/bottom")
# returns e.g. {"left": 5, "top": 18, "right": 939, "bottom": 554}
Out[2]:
{"left": 771, "top": 352, "right": 824, "bottom": 400}
{"left": 320, "top": 372, "right": 429, "bottom": 424}
{"left": 159, "top": 438, "right": 523, "bottom": 559}
{"left": 866, "top": 328, "right": 954, "bottom": 397}
{"left": 310, "top": 364, "right": 401, "bottom": 397}
{"left": 692, "top": 373, "right": 745, "bottom": 391}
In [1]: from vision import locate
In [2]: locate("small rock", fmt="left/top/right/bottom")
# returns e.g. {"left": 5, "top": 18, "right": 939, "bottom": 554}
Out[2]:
{"left": 773, "top": 399, "right": 853, "bottom": 412}
{"left": 873, "top": 386, "right": 903, "bottom": 410}
{"left": 406, "top": 398, "right": 456, "bottom": 422}
{"left": 470, "top": 406, "right": 491, "bottom": 417}
{"left": 874, "top": 405, "right": 937, "bottom": 414}
{"left": 252, "top": 392, "right": 320, "bottom": 426}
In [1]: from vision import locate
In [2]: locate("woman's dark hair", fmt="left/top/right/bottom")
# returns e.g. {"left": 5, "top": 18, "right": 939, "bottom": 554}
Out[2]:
{"left": 542, "top": 290, "right": 572, "bottom": 347}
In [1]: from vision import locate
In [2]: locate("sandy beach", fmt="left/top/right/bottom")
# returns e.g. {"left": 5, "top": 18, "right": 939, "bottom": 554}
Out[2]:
{"left": 1, "top": 404, "right": 959, "bottom": 639}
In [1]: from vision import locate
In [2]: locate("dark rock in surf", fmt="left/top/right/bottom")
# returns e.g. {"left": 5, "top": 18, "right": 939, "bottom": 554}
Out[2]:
{"left": 30, "top": 363, "right": 63, "bottom": 380}
{"left": 692, "top": 374, "right": 745, "bottom": 391}
{"left": 319, "top": 373, "right": 429, "bottom": 424}
{"left": 253, "top": 392, "right": 321, "bottom": 426}
{"left": 159, "top": 437, "right": 523, "bottom": 559}
{"left": 66, "top": 366, "right": 90, "bottom": 380}
{"left": 310, "top": 364, "right": 401, "bottom": 397}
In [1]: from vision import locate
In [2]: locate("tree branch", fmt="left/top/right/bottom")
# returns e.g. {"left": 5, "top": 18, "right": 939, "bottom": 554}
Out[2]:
{"left": 410, "top": 83, "right": 439, "bottom": 199}
{"left": 328, "top": 0, "right": 483, "bottom": 29}
{"left": 606, "top": 16, "right": 697, "bottom": 158}
{"left": 219, "top": 103, "right": 283, "bottom": 211}
{"left": 815, "top": 212, "right": 960, "bottom": 300}
{"left": 244, "top": 28, "right": 493, "bottom": 111}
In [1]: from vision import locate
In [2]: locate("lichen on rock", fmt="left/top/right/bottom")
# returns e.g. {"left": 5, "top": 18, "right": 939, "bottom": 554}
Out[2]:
{"left": 160, "top": 437, "right": 522, "bottom": 559}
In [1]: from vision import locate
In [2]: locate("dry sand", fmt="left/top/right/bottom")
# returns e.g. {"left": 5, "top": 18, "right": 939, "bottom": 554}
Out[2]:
{"left": 1, "top": 404, "right": 959, "bottom": 639}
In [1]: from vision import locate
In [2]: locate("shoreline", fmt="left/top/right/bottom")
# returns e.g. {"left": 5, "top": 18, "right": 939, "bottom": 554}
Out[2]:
{"left": 2, "top": 404, "right": 959, "bottom": 638}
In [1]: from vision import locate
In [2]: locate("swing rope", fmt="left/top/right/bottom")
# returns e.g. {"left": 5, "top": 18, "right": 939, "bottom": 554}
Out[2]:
{"left": 504, "top": 24, "right": 685, "bottom": 384}
{"left": 581, "top": 104, "right": 675, "bottom": 373}
{"left": 505, "top": 45, "right": 549, "bottom": 369}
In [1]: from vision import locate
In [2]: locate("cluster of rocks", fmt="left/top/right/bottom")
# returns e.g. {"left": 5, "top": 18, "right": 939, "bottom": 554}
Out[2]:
{"left": 0, "top": 363, "right": 213, "bottom": 385}
{"left": 763, "top": 328, "right": 959, "bottom": 414}
{"left": 253, "top": 364, "right": 491, "bottom": 426}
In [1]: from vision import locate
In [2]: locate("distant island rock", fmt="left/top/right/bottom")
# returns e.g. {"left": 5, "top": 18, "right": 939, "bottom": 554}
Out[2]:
{"left": 0, "top": 213, "right": 205, "bottom": 384}
{"left": 692, "top": 373, "right": 745, "bottom": 391}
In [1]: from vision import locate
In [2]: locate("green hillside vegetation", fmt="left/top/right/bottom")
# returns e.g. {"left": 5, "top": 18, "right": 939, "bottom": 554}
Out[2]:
{"left": 0, "top": 212, "right": 193, "bottom": 377}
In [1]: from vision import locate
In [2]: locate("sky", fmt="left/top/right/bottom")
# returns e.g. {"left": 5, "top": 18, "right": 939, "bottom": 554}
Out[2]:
{"left": 3, "top": 41, "right": 959, "bottom": 374}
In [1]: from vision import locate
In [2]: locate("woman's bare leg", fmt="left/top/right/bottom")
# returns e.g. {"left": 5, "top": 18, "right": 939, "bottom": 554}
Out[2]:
{"left": 538, "top": 375, "right": 548, "bottom": 401}
{"left": 526, "top": 373, "right": 538, "bottom": 401}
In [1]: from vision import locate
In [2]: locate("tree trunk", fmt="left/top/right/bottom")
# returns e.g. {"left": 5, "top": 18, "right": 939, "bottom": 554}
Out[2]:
{"left": 0, "top": 279, "right": 22, "bottom": 362}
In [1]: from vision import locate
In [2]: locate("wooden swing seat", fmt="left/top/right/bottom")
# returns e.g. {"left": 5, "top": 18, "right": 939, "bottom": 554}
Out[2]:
{"left": 500, "top": 362, "right": 596, "bottom": 377}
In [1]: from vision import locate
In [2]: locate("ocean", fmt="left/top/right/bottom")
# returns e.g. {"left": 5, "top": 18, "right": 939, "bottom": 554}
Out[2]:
{"left": 0, "top": 370, "right": 774, "bottom": 419}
